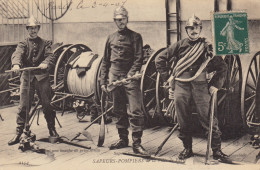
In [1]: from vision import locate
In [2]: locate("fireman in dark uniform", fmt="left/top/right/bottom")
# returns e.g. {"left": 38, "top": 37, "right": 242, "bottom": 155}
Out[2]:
{"left": 155, "top": 15, "right": 229, "bottom": 161}
{"left": 8, "top": 16, "right": 59, "bottom": 145}
{"left": 100, "top": 6, "right": 148, "bottom": 155}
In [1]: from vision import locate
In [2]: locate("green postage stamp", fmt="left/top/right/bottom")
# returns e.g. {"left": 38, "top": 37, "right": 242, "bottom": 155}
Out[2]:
{"left": 212, "top": 11, "right": 249, "bottom": 55}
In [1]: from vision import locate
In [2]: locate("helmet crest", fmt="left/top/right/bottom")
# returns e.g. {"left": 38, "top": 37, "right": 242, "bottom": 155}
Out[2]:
{"left": 113, "top": 6, "right": 128, "bottom": 19}
{"left": 185, "top": 14, "right": 202, "bottom": 29}
{"left": 26, "top": 16, "right": 40, "bottom": 29}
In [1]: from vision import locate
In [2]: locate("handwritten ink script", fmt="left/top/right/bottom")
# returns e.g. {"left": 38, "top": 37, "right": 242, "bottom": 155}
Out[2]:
{"left": 76, "top": 0, "right": 128, "bottom": 9}
{"left": 46, "top": 1, "right": 72, "bottom": 10}
{"left": 44, "top": 0, "right": 128, "bottom": 12}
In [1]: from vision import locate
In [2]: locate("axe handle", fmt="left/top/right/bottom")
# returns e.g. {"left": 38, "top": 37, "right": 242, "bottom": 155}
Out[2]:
{"left": 97, "top": 113, "right": 105, "bottom": 147}
{"left": 98, "top": 91, "right": 106, "bottom": 146}
{"left": 61, "top": 139, "right": 91, "bottom": 149}
{"left": 70, "top": 132, "right": 81, "bottom": 142}
{"left": 154, "top": 123, "right": 179, "bottom": 156}
{"left": 70, "top": 106, "right": 113, "bottom": 142}
{"left": 205, "top": 91, "right": 218, "bottom": 164}
{"left": 84, "top": 106, "right": 112, "bottom": 131}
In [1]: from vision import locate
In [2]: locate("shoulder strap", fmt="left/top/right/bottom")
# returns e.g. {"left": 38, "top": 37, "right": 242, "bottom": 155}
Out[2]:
{"left": 172, "top": 41, "right": 204, "bottom": 78}
{"left": 175, "top": 55, "right": 212, "bottom": 82}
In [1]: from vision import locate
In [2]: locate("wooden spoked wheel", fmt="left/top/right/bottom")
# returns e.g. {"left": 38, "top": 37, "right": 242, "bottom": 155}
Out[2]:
{"left": 217, "top": 55, "right": 242, "bottom": 134}
{"left": 140, "top": 48, "right": 165, "bottom": 124}
{"left": 93, "top": 58, "right": 103, "bottom": 105}
{"left": 50, "top": 44, "right": 72, "bottom": 84}
{"left": 241, "top": 52, "right": 260, "bottom": 129}
{"left": 52, "top": 44, "right": 91, "bottom": 110}
{"left": 54, "top": 44, "right": 91, "bottom": 90}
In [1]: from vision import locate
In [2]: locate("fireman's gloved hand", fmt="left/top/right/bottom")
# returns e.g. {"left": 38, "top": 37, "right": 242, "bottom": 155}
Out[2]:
{"left": 39, "top": 63, "right": 48, "bottom": 69}
{"left": 168, "top": 88, "right": 175, "bottom": 100}
{"left": 209, "top": 86, "right": 218, "bottom": 96}
{"left": 101, "top": 85, "right": 108, "bottom": 93}
{"left": 167, "top": 75, "right": 174, "bottom": 88}
{"left": 12, "top": 64, "right": 20, "bottom": 74}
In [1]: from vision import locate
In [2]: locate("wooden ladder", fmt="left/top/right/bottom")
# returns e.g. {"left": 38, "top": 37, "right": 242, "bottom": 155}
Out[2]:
{"left": 165, "top": 0, "right": 181, "bottom": 47}
{"left": 214, "top": 0, "right": 232, "bottom": 12}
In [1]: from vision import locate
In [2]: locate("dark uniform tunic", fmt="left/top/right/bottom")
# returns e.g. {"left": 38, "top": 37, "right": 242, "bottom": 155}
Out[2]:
{"left": 155, "top": 37, "right": 227, "bottom": 150}
{"left": 11, "top": 37, "right": 56, "bottom": 134}
{"left": 100, "top": 28, "right": 144, "bottom": 132}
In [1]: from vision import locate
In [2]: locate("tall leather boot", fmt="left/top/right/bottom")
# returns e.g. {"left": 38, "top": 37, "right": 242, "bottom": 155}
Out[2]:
{"left": 48, "top": 126, "right": 59, "bottom": 137}
{"left": 132, "top": 131, "right": 149, "bottom": 155}
{"left": 109, "top": 128, "right": 129, "bottom": 150}
{"left": 8, "top": 126, "right": 24, "bottom": 145}
{"left": 178, "top": 137, "right": 193, "bottom": 160}
{"left": 213, "top": 148, "right": 229, "bottom": 162}
{"left": 46, "top": 116, "right": 59, "bottom": 137}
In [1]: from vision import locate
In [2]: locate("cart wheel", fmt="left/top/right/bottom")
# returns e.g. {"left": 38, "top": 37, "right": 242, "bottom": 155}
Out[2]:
{"left": 54, "top": 44, "right": 91, "bottom": 89}
{"left": 94, "top": 58, "right": 103, "bottom": 104}
{"left": 141, "top": 48, "right": 165, "bottom": 125}
{"left": 50, "top": 44, "right": 72, "bottom": 85}
{"left": 241, "top": 51, "right": 260, "bottom": 128}
{"left": 217, "top": 55, "right": 242, "bottom": 134}
{"left": 53, "top": 44, "right": 91, "bottom": 110}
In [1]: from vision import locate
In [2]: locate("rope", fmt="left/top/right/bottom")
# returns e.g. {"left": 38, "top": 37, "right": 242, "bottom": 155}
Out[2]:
{"left": 170, "top": 41, "right": 212, "bottom": 85}
{"left": 174, "top": 42, "right": 204, "bottom": 77}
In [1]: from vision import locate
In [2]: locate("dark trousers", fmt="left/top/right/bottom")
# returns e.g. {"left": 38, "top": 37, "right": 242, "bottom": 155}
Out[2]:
{"left": 174, "top": 80, "right": 222, "bottom": 150}
{"left": 109, "top": 72, "right": 144, "bottom": 132}
{"left": 16, "top": 77, "right": 56, "bottom": 134}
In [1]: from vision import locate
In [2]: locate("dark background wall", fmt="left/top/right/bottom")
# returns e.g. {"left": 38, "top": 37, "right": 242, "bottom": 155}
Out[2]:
{"left": 0, "top": 45, "right": 16, "bottom": 106}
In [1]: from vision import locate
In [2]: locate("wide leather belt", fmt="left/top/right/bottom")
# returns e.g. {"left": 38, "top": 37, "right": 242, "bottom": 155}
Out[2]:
{"left": 178, "top": 71, "right": 206, "bottom": 81}
{"left": 110, "top": 63, "right": 130, "bottom": 74}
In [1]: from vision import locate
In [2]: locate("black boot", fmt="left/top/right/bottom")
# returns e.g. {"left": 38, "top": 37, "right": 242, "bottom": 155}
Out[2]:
{"left": 49, "top": 127, "right": 59, "bottom": 137}
{"left": 213, "top": 149, "right": 229, "bottom": 162}
{"left": 178, "top": 137, "right": 193, "bottom": 160}
{"left": 8, "top": 134, "right": 22, "bottom": 145}
{"left": 109, "top": 128, "right": 129, "bottom": 150}
{"left": 132, "top": 131, "right": 149, "bottom": 155}
{"left": 8, "top": 126, "right": 23, "bottom": 146}
{"left": 178, "top": 148, "right": 193, "bottom": 160}
{"left": 46, "top": 114, "right": 59, "bottom": 137}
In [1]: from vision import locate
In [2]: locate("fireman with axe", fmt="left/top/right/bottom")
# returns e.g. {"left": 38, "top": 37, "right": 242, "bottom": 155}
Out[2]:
{"left": 155, "top": 14, "right": 229, "bottom": 162}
